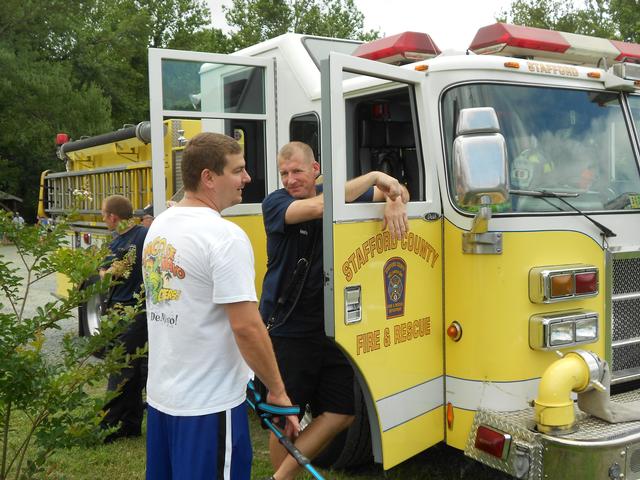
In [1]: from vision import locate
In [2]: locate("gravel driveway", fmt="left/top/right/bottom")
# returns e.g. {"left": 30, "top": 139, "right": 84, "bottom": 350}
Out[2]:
{"left": 0, "top": 243, "right": 78, "bottom": 359}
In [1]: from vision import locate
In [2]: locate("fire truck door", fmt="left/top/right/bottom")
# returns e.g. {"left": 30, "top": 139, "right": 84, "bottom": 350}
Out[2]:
{"left": 148, "top": 49, "right": 276, "bottom": 293}
{"left": 321, "top": 53, "right": 444, "bottom": 469}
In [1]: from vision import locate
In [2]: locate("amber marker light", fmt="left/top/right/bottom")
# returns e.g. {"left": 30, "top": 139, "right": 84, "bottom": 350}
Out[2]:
{"left": 447, "top": 402, "right": 454, "bottom": 429}
{"left": 446, "top": 321, "right": 462, "bottom": 341}
{"left": 414, "top": 64, "right": 429, "bottom": 71}
{"left": 587, "top": 71, "right": 601, "bottom": 78}
{"left": 504, "top": 61, "right": 520, "bottom": 69}
{"left": 550, "top": 274, "right": 573, "bottom": 298}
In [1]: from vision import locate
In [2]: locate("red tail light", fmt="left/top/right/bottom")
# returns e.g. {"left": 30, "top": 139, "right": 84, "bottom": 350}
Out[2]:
{"left": 575, "top": 272, "right": 598, "bottom": 294}
{"left": 475, "top": 425, "right": 511, "bottom": 460}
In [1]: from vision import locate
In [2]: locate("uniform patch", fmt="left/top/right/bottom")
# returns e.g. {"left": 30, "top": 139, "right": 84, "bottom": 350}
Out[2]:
{"left": 384, "top": 257, "right": 406, "bottom": 319}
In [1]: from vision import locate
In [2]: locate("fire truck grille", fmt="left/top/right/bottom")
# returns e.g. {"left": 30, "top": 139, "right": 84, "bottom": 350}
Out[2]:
{"left": 613, "top": 257, "right": 640, "bottom": 294}
{"left": 612, "top": 298, "right": 640, "bottom": 340}
{"left": 611, "top": 253, "right": 640, "bottom": 383}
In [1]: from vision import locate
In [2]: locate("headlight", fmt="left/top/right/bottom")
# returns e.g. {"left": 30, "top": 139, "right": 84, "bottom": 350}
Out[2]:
{"left": 529, "top": 310, "right": 599, "bottom": 350}
{"left": 549, "top": 321, "right": 574, "bottom": 346}
{"left": 575, "top": 317, "right": 598, "bottom": 342}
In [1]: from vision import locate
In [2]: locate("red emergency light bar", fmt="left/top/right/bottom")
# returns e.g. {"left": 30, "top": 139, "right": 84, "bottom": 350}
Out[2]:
{"left": 354, "top": 31, "right": 440, "bottom": 65}
{"left": 471, "top": 23, "right": 569, "bottom": 55}
{"left": 610, "top": 39, "right": 640, "bottom": 63}
{"left": 470, "top": 22, "right": 640, "bottom": 66}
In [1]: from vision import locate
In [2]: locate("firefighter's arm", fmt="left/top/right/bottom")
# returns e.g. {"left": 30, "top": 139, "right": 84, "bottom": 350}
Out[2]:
{"left": 225, "top": 301, "right": 300, "bottom": 437}
{"left": 284, "top": 194, "right": 324, "bottom": 225}
{"left": 346, "top": 171, "right": 403, "bottom": 203}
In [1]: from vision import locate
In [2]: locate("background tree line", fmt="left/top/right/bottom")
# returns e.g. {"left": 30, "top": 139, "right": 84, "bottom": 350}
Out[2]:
{"left": 0, "top": 0, "right": 377, "bottom": 221}
{"left": 499, "top": 0, "right": 640, "bottom": 42}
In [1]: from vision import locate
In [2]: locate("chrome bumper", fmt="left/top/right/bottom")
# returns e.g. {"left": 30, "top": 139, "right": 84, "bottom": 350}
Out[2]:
{"left": 465, "top": 389, "right": 640, "bottom": 480}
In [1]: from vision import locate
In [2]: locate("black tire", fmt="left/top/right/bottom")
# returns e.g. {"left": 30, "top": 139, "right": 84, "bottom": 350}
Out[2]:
{"left": 313, "top": 382, "right": 373, "bottom": 469}
{"left": 78, "top": 275, "right": 105, "bottom": 338}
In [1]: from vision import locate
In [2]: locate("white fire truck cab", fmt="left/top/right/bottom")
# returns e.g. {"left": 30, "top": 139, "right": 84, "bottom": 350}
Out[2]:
{"left": 48, "top": 22, "right": 640, "bottom": 479}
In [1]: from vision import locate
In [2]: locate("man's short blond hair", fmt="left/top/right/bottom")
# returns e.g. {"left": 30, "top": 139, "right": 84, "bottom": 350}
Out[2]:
{"left": 278, "top": 141, "right": 315, "bottom": 164}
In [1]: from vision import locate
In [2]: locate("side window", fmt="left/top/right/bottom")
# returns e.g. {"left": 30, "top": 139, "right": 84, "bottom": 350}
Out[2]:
{"left": 346, "top": 85, "right": 424, "bottom": 201}
{"left": 290, "top": 113, "right": 320, "bottom": 165}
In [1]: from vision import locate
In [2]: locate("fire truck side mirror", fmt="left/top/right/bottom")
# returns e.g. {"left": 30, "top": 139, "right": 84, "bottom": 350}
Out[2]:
{"left": 453, "top": 107, "right": 509, "bottom": 208}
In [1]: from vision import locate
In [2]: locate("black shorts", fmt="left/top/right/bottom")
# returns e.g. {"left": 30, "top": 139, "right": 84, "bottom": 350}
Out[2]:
{"left": 270, "top": 335, "right": 355, "bottom": 417}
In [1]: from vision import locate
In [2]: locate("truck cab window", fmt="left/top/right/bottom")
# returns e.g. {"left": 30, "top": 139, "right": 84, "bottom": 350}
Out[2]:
{"left": 442, "top": 84, "right": 640, "bottom": 213}
{"left": 290, "top": 113, "right": 320, "bottom": 166}
{"left": 345, "top": 84, "right": 424, "bottom": 201}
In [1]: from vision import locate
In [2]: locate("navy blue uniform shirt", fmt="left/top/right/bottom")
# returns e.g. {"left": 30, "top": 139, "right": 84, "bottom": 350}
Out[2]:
{"left": 105, "top": 224, "right": 148, "bottom": 304}
{"left": 259, "top": 185, "right": 373, "bottom": 337}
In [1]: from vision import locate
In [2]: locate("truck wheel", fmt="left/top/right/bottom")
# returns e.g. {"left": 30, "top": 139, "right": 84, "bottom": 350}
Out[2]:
{"left": 78, "top": 275, "right": 104, "bottom": 338}
{"left": 313, "top": 382, "right": 373, "bottom": 469}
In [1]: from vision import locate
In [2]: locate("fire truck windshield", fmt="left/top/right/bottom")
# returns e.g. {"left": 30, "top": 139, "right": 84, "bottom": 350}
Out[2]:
{"left": 443, "top": 84, "right": 640, "bottom": 213}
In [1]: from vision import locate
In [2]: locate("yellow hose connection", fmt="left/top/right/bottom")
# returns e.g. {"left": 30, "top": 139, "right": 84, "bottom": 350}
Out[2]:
{"left": 534, "top": 350, "right": 604, "bottom": 434}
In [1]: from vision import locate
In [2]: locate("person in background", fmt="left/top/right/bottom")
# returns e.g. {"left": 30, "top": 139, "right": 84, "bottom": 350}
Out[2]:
{"left": 99, "top": 194, "right": 148, "bottom": 442}
{"left": 135, "top": 204, "right": 154, "bottom": 228}
{"left": 259, "top": 141, "right": 408, "bottom": 480}
{"left": 12, "top": 212, "right": 25, "bottom": 228}
{"left": 142, "top": 132, "right": 299, "bottom": 480}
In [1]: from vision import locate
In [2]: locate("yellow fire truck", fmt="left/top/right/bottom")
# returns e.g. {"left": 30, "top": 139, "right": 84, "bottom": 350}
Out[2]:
{"left": 42, "top": 22, "right": 640, "bottom": 479}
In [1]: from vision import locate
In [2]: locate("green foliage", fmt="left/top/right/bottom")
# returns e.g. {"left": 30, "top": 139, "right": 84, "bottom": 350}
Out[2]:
{"left": 0, "top": 211, "right": 142, "bottom": 479}
{"left": 609, "top": 0, "right": 640, "bottom": 42}
{"left": 497, "top": 0, "right": 640, "bottom": 41}
{"left": 224, "top": 0, "right": 379, "bottom": 50}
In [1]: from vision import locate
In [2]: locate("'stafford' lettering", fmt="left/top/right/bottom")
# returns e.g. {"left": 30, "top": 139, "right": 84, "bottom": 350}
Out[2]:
{"left": 342, "top": 232, "right": 439, "bottom": 281}
{"left": 527, "top": 61, "right": 579, "bottom": 77}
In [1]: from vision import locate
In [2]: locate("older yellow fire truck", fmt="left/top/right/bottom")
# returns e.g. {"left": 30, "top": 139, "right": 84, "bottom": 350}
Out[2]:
{"left": 42, "top": 22, "right": 640, "bottom": 479}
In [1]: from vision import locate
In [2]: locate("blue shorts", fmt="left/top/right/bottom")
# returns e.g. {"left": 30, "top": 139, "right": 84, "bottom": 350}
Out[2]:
{"left": 146, "top": 403, "right": 252, "bottom": 480}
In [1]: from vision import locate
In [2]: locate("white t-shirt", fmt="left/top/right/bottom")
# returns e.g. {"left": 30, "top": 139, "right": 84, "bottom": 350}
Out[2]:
{"left": 142, "top": 207, "right": 256, "bottom": 416}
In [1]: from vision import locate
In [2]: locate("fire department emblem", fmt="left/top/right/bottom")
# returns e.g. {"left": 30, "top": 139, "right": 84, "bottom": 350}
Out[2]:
{"left": 384, "top": 257, "right": 406, "bottom": 319}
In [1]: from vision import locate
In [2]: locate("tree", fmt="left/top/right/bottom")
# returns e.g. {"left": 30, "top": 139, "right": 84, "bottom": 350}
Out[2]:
{"left": 224, "top": 0, "right": 379, "bottom": 50}
{"left": 609, "top": 0, "right": 640, "bottom": 42}
{"left": 0, "top": 40, "right": 113, "bottom": 221}
{"left": 497, "top": 0, "right": 640, "bottom": 41}
{"left": 0, "top": 0, "right": 226, "bottom": 221}
{"left": 68, "top": 0, "right": 226, "bottom": 128}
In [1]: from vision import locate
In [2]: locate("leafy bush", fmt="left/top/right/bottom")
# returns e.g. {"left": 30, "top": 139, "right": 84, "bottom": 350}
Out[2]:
{"left": 0, "top": 212, "right": 142, "bottom": 479}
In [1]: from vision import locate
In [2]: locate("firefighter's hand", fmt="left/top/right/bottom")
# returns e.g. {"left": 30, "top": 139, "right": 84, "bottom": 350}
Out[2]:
{"left": 375, "top": 173, "right": 403, "bottom": 201}
{"left": 267, "top": 391, "right": 301, "bottom": 438}
{"left": 383, "top": 195, "right": 409, "bottom": 241}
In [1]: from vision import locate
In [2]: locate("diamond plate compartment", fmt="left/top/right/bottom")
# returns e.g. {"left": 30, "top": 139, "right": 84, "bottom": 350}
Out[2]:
{"left": 466, "top": 409, "right": 544, "bottom": 480}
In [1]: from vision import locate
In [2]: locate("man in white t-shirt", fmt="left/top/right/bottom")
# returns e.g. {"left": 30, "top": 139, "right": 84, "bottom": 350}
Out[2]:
{"left": 142, "top": 132, "right": 299, "bottom": 480}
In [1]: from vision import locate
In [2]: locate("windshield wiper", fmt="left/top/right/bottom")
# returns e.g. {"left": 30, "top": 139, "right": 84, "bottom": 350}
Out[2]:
{"left": 511, "top": 189, "right": 617, "bottom": 238}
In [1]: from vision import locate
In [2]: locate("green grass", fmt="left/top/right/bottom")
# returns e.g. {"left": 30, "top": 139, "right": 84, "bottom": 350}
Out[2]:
{"left": 39, "top": 410, "right": 511, "bottom": 479}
